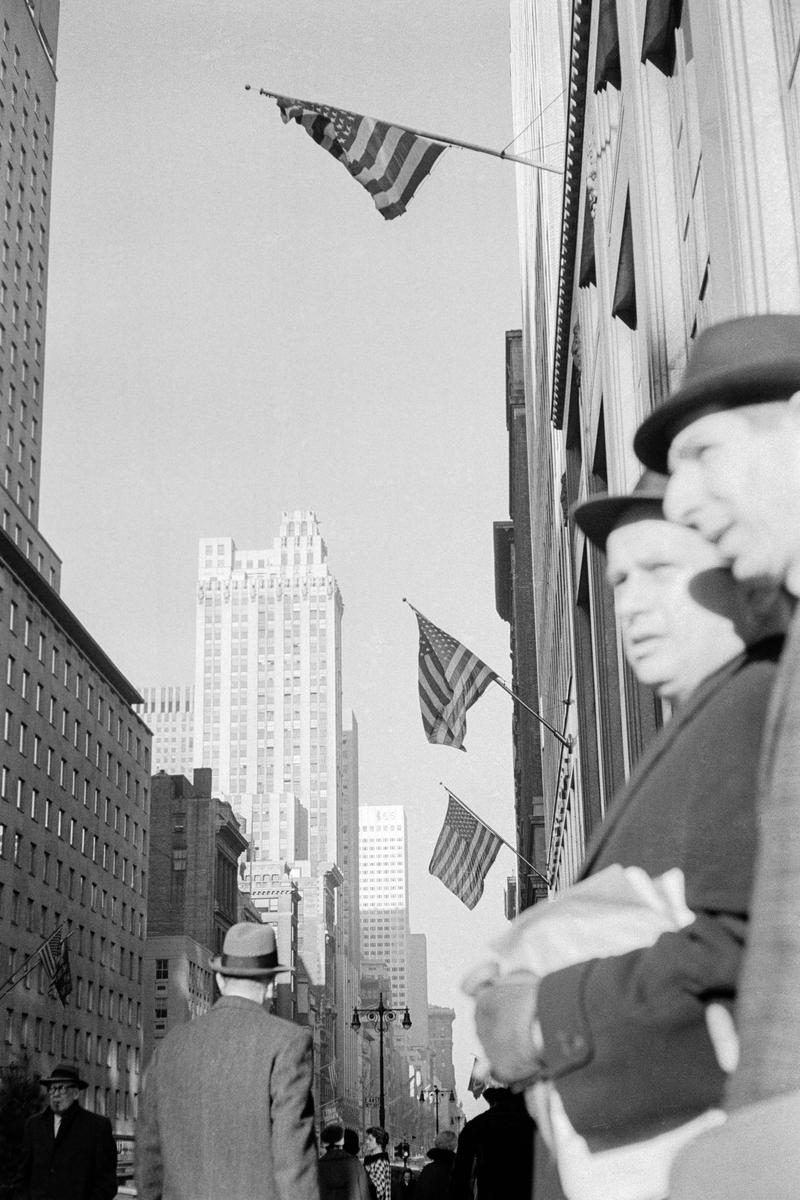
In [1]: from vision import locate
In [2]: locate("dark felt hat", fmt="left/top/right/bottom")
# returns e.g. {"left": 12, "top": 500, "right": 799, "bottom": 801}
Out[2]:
{"left": 572, "top": 470, "right": 668, "bottom": 550}
{"left": 634, "top": 314, "right": 800, "bottom": 472}
{"left": 41, "top": 1064, "right": 88, "bottom": 1089}
{"left": 209, "top": 922, "right": 291, "bottom": 978}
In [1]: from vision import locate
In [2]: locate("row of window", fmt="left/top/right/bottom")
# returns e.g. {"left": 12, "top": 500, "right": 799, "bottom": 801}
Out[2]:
{"left": 0, "top": 822, "right": 146, "bottom": 900}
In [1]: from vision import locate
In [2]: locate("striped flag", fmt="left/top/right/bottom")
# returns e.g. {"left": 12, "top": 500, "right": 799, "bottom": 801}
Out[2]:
{"left": 39, "top": 928, "right": 72, "bottom": 1005}
{"left": 412, "top": 607, "right": 497, "bottom": 750}
{"left": 429, "top": 795, "right": 503, "bottom": 910}
{"left": 274, "top": 95, "right": 447, "bottom": 220}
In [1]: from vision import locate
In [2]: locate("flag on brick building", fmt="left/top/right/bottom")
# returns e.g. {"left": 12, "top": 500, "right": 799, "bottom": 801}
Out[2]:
{"left": 411, "top": 606, "right": 497, "bottom": 750}
{"left": 429, "top": 795, "right": 503, "bottom": 909}
{"left": 273, "top": 94, "right": 447, "bottom": 220}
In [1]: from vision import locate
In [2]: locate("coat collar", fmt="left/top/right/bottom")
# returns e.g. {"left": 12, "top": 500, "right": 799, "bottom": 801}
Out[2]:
{"left": 579, "top": 642, "right": 777, "bottom": 875}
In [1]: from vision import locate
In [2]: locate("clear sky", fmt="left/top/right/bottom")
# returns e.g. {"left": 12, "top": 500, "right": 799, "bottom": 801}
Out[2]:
{"left": 38, "top": 2, "right": 556, "bottom": 1118}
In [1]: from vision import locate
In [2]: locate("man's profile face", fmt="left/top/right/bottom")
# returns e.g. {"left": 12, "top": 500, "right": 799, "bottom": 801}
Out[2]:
{"left": 47, "top": 1083, "right": 80, "bottom": 1114}
{"left": 606, "top": 517, "right": 747, "bottom": 701}
{"left": 664, "top": 406, "right": 800, "bottom": 587}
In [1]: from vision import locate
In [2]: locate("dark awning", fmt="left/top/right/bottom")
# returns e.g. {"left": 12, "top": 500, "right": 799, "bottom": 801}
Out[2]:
{"left": 641, "top": 0, "right": 684, "bottom": 75}
{"left": 611, "top": 195, "right": 637, "bottom": 329}
{"left": 594, "top": 0, "right": 621, "bottom": 92}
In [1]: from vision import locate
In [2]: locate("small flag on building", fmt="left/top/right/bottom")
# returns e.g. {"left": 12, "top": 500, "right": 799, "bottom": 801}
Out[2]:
{"left": 411, "top": 606, "right": 497, "bottom": 751}
{"left": 429, "top": 794, "right": 503, "bottom": 910}
{"left": 271, "top": 93, "right": 447, "bottom": 220}
{"left": 40, "top": 928, "right": 72, "bottom": 1005}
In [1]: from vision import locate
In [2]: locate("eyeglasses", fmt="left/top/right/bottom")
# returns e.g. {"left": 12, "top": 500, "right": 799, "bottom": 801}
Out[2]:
{"left": 48, "top": 1085, "right": 77, "bottom": 1094}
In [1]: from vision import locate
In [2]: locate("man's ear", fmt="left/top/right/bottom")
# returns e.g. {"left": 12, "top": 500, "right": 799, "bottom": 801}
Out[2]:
{"left": 788, "top": 390, "right": 800, "bottom": 413}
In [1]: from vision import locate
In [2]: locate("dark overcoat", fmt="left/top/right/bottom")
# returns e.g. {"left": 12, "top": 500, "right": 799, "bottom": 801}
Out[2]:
{"left": 134, "top": 993, "right": 319, "bottom": 1200}
{"left": 318, "top": 1146, "right": 371, "bottom": 1200}
{"left": 536, "top": 639, "right": 781, "bottom": 1146}
{"left": 19, "top": 1102, "right": 118, "bottom": 1200}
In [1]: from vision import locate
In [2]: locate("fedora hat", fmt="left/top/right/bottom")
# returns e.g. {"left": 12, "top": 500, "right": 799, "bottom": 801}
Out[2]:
{"left": 572, "top": 470, "right": 667, "bottom": 550}
{"left": 41, "top": 1064, "right": 88, "bottom": 1089}
{"left": 209, "top": 922, "right": 291, "bottom": 978}
{"left": 634, "top": 314, "right": 800, "bottom": 472}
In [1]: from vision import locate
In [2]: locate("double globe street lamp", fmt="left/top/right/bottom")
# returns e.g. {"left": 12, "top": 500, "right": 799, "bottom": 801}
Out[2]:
{"left": 419, "top": 1084, "right": 455, "bottom": 1135}
{"left": 351, "top": 993, "right": 412, "bottom": 1130}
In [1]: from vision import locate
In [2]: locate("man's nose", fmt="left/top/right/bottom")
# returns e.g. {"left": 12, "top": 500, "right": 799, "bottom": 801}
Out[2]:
{"left": 663, "top": 465, "right": 698, "bottom": 526}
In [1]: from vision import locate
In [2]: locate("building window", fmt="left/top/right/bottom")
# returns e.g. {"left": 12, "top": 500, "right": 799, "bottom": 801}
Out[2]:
{"left": 155, "top": 959, "right": 168, "bottom": 981}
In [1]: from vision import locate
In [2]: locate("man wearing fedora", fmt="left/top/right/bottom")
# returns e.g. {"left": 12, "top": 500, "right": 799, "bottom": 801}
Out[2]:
{"left": 135, "top": 922, "right": 319, "bottom": 1200}
{"left": 634, "top": 312, "right": 800, "bottom": 1198}
{"left": 18, "top": 1063, "right": 118, "bottom": 1200}
{"left": 473, "top": 470, "right": 786, "bottom": 1199}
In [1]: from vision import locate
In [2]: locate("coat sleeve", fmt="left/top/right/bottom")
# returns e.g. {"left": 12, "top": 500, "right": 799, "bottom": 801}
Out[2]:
{"left": 16, "top": 1117, "right": 34, "bottom": 1200}
{"left": 537, "top": 911, "right": 744, "bottom": 1139}
{"left": 270, "top": 1027, "right": 319, "bottom": 1200}
{"left": 134, "top": 1053, "right": 164, "bottom": 1200}
{"left": 90, "top": 1115, "right": 119, "bottom": 1200}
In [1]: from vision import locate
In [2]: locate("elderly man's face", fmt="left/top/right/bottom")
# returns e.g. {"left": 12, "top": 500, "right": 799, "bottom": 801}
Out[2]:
{"left": 48, "top": 1084, "right": 80, "bottom": 1114}
{"left": 664, "top": 406, "right": 800, "bottom": 589}
{"left": 606, "top": 517, "right": 749, "bottom": 702}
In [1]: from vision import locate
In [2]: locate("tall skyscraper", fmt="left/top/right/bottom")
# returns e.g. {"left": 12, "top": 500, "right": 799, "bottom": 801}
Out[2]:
{"left": 0, "top": 1, "right": 152, "bottom": 1132}
{"left": 192, "top": 511, "right": 343, "bottom": 869}
{"left": 359, "top": 805, "right": 410, "bottom": 1007}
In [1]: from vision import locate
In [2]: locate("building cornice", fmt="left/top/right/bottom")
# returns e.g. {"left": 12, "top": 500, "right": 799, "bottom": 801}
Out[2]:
{"left": 551, "top": 0, "right": 592, "bottom": 428}
{"left": 0, "top": 525, "right": 143, "bottom": 706}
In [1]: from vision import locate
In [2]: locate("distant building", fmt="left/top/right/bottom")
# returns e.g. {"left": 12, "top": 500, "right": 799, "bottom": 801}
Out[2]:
{"left": 136, "top": 686, "right": 194, "bottom": 777}
{"left": 142, "top": 769, "right": 248, "bottom": 1059}
{"left": 359, "top": 805, "right": 410, "bottom": 1007}
{"left": 242, "top": 860, "right": 299, "bottom": 1021}
{"left": 428, "top": 1005, "right": 456, "bottom": 1092}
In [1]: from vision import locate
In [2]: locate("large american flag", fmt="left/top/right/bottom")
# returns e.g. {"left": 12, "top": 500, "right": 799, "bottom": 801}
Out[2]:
{"left": 412, "top": 607, "right": 497, "bottom": 750}
{"left": 274, "top": 94, "right": 447, "bottom": 220}
{"left": 429, "top": 795, "right": 503, "bottom": 910}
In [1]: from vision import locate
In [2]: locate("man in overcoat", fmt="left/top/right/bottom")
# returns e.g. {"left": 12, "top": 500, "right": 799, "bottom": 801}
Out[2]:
{"left": 18, "top": 1063, "right": 118, "bottom": 1200}
{"left": 634, "top": 312, "right": 800, "bottom": 1198}
{"left": 473, "top": 470, "right": 786, "bottom": 1198}
{"left": 134, "top": 922, "right": 319, "bottom": 1200}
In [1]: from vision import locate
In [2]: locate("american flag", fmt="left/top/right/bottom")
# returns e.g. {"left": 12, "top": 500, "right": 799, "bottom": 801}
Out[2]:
{"left": 274, "top": 95, "right": 447, "bottom": 220}
{"left": 39, "top": 928, "right": 72, "bottom": 1005}
{"left": 429, "top": 795, "right": 503, "bottom": 910}
{"left": 412, "top": 607, "right": 497, "bottom": 750}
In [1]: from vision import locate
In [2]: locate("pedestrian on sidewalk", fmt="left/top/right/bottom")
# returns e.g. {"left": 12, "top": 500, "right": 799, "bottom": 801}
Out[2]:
{"left": 363, "top": 1127, "right": 391, "bottom": 1200}
{"left": 415, "top": 1130, "right": 457, "bottom": 1200}
{"left": 134, "top": 922, "right": 318, "bottom": 1200}
{"left": 449, "top": 1087, "right": 533, "bottom": 1200}
{"left": 318, "top": 1122, "right": 371, "bottom": 1200}
{"left": 18, "top": 1064, "right": 117, "bottom": 1200}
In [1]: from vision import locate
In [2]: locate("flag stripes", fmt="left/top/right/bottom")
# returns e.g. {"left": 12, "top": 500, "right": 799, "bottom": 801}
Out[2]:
{"left": 413, "top": 607, "right": 497, "bottom": 750}
{"left": 39, "top": 927, "right": 72, "bottom": 1005}
{"left": 275, "top": 95, "right": 447, "bottom": 220}
{"left": 429, "top": 795, "right": 503, "bottom": 910}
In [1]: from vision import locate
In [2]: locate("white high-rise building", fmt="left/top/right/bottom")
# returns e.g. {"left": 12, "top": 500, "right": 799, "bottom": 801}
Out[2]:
{"left": 192, "top": 511, "right": 343, "bottom": 868}
{"left": 359, "top": 805, "right": 410, "bottom": 1007}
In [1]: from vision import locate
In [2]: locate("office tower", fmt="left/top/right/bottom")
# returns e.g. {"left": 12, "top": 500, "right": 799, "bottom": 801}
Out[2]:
{"left": 428, "top": 1005, "right": 456, "bottom": 1090}
{"left": 137, "top": 685, "right": 194, "bottom": 776}
{"left": 0, "top": 2, "right": 152, "bottom": 1133}
{"left": 359, "top": 805, "right": 410, "bottom": 1007}
{"left": 192, "top": 511, "right": 343, "bottom": 868}
{"left": 337, "top": 711, "right": 361, "bottom": 1126}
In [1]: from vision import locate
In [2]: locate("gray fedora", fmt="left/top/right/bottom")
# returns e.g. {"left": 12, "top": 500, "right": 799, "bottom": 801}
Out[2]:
{"left": 572, "top": 470, "right": 668, "bottom": 551}
{"left": 634, "top": 313, "right": 800, "bottom": 472}
{"left": 209, "top": 922, "right": 291, "bottom": 978}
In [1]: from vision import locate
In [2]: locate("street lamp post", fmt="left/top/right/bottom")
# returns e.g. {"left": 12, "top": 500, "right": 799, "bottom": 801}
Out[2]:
{"left": 351, "top": 992, "right": 412, "bottom": 1131}
{"left": 419, "top": 1085, "right": 455, "bottom": 1135}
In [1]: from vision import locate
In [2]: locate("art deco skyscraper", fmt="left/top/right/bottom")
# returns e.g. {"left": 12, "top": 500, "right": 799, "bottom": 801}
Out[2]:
{"left": 193, "top": 511, "right": 343, "bottom": 868}
{"left": 359, "top": 805, "right": 411, "bottom": 1007}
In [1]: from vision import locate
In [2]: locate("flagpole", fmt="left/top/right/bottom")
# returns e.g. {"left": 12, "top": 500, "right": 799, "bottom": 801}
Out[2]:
{"left": 0, "top": 923, "right": 69, "bottom": 1004}
{"left": 247, "top": 87, "right": 563, "bottom": 174}
{"left": 492, "top": 678, "right": 574, "bottom": 750}
{"left": 441, "top": 785, "right": 550, "bottom": 887}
